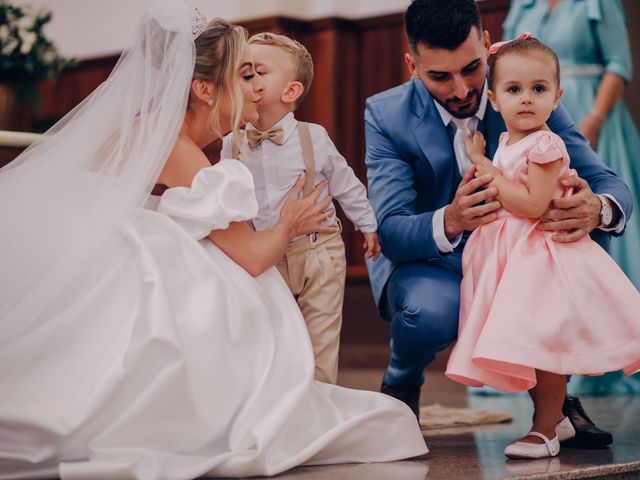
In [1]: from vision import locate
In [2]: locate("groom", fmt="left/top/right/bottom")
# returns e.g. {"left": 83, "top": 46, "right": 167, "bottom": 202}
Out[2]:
{"left": 364, "top": 0, "right": 631, "bottom": 448}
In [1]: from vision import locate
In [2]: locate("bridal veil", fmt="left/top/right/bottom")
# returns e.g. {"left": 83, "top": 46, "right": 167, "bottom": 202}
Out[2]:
{"left": 0, "top": 0, "right": 195, "bottom": 339}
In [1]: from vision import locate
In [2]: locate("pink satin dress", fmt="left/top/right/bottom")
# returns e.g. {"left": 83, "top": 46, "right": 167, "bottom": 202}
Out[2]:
{"left": 446, "top": 130, "right": 640, "bottom": 393}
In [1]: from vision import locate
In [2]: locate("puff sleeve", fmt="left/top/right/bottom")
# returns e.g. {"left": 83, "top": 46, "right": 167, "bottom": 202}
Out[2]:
{"left": 157, "top": 159, "right": 258, "bottom": 239}
{"left": 527, "top": 131, "right": 569, "bottom": 165}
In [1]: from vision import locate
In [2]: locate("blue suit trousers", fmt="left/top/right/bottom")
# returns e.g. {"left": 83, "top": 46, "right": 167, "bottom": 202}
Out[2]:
{"left": 382, "top": 251, "right": 463, "bottom": 388}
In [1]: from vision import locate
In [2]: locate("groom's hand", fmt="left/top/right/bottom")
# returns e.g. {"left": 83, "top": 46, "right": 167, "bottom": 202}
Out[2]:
{"left": 444, "top": 165, "right": 500, "bottom": 240}
{"left": 536, "top": 175, "right": 614, "bottom": 242}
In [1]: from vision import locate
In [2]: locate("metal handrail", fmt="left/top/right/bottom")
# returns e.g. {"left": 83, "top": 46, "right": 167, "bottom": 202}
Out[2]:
{"left": 0, "top": 130, "right": 42, "bottom": 148}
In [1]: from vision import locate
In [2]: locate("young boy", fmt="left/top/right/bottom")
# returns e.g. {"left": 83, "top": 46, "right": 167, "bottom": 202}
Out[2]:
{"left": 221, "top": 33, "right": 380, "bottom": 384}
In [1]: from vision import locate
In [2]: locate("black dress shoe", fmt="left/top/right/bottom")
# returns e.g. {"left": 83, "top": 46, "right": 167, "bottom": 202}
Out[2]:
{"left": 561, "top": 395, "right": 613, "bottom": 448}
{"left": 380, "top": 383, "right": 421, "bottom": 419}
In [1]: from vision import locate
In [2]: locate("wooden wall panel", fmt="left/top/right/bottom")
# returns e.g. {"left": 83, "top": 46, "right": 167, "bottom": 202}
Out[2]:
{"left": 14, "top": 4, "right": 510, "bottom": 272}
{"left": 480, "top": 0, "right": 511, "bottom": 43}
{"left": 36, "top": 58, "right": 116, "bottom": 131}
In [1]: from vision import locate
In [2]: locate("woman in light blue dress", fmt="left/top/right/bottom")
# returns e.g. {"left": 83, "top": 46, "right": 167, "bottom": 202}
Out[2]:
{"left": 503, "top": 0, "right": 640, "bottom": 395}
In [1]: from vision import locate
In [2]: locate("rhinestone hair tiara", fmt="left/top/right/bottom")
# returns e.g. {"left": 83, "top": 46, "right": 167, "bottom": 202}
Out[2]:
{"left": 192, "top": 8, "right": 208, "bottom": 39}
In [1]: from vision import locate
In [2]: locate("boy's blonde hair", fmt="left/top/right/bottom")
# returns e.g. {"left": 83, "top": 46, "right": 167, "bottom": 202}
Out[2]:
{"left": 249, "top": 32, "right": 314, "bottom": 110}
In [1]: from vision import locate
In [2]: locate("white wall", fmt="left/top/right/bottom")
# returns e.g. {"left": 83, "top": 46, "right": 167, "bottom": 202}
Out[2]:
{"left": 14, "top": 0, "right": 411, "bottom": 59}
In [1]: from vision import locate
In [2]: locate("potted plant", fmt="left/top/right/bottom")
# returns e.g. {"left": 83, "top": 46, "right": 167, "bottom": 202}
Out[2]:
{"left": 0, "top": 0, "right": 72, "bottom": 130}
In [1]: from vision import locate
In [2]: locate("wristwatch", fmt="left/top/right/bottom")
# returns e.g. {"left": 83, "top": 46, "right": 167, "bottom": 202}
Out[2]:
{"left": 597, "top": 194, "right": 613, "bottom": 228}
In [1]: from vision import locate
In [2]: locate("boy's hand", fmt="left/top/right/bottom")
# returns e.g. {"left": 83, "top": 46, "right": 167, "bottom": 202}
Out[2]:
{"left": 465, "top": 131, "right": 486, "bottom": 162}
{"left": 363, "top": 231, "right": 381, "bottom": 261}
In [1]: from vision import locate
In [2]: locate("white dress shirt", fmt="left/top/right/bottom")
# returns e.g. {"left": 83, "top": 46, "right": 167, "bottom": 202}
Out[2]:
{"left": 221, "top": 112, "right": 377, "bottom": 240}
{"left": 431, "top": 84, "right": 488, "bottom": 253}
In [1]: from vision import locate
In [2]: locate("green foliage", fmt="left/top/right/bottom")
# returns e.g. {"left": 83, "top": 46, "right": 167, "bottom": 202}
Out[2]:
{"left": 0, "top": 0, "right": 74, "bottom": 102}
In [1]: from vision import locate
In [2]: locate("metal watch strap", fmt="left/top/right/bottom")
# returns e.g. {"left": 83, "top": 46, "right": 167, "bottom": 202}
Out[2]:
{"left": 597, "top": 194, "right": 613, "bottom": 228}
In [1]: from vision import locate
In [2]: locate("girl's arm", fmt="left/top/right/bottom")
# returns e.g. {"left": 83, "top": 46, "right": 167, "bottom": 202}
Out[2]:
{"left": 210, "top": 176, "right": 336, "bottom": 277}
{"left": 490, "top": 160, "right": 563, "bottom": 218}
{"left": 466, "top": 131, "right": 563, "bottom": 218}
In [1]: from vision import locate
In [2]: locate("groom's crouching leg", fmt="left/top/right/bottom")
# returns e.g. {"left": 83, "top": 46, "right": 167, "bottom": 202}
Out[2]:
{"left": 380, "top": 262, "right": 461, "bottom": 419}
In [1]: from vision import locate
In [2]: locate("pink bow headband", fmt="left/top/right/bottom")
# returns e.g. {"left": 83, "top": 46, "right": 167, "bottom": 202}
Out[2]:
{"left": 488, "top": 32, "right": 532, "bottom": 55}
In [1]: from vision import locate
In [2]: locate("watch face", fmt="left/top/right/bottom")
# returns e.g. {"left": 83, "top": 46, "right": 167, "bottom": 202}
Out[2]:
{"left": 601, "top": 200, "right": 613, "bottom": 226}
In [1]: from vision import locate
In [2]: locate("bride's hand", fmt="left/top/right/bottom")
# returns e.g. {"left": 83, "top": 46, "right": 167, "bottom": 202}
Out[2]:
{"left": 279, "top": 175, "right": 338, "bottom": 238}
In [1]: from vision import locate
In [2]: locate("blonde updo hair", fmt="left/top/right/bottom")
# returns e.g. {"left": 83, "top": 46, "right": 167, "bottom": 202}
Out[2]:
{"left": 192, "top": 18, "right": 248, "bottom": 137}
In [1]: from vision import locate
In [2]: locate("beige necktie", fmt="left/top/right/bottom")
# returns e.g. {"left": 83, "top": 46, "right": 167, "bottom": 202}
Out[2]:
{"left": 450, "top": 117, "right": 478, "bottom": 175}
{"left": 246, "top": 126, "right": 284, "bottom": 148}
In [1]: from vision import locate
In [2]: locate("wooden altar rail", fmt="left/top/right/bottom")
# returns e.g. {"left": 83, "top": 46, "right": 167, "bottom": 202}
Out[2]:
{"left": 0, "top": 130, "right": 41, "bottom": 148}
{"left": 0, "top": 130, "right": 40, "bottom": 168}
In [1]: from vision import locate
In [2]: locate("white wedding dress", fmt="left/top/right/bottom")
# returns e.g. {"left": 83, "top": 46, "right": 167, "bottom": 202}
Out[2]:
{"left": 0, "top": 159, "right": 426, "bottom": 480}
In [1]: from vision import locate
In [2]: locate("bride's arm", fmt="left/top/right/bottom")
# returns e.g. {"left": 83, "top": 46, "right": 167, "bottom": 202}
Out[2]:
{"left": 159, "top": 139, "right": 337, "bottom": 277}
{"left": 210, "top": 175, "right": 337, "bottom": 277}
{"left": 209, "top": 222, "right": 291, "bottom": 277}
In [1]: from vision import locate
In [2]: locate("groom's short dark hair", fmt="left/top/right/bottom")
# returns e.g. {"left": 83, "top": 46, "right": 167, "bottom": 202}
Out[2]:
{"left": 405, "top": 0, "right": 482, "bottom": 53}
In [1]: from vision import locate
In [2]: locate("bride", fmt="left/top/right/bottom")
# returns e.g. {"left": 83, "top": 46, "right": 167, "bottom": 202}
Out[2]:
{"left": 0, "top": 1, "right": 427, "bottom": 479}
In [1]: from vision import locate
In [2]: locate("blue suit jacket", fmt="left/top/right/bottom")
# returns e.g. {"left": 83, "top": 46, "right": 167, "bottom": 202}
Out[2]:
{"left": 364, "top": 77, "right": 633, "bottom": 314}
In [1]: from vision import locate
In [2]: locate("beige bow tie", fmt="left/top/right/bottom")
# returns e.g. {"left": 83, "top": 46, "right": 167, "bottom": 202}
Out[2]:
{"left": 247, "top": 126, "right": 284, "bottom": 148}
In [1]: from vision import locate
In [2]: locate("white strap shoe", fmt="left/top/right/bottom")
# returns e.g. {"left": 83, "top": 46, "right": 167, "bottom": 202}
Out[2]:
{"left": 556, "top": 416, "right": 576, "bottom": 442}
{"left": 504, "top": 431, "right": 560, "bottom": 459}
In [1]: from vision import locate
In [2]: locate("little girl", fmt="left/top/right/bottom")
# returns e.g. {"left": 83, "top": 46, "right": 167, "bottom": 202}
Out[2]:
{"left": 445, "top": 35, "right": 640, "bottom": 460}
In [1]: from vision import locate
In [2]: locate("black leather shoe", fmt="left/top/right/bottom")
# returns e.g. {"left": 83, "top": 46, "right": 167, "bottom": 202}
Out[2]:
{"left": 380, "top": 383, "right": 421, "bottom": 419}
{"left": 561, "top": 395, "right": 613, "bottom": 448}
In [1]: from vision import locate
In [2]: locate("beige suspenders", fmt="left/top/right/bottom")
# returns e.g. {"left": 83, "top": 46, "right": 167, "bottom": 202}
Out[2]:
{"left": 231, "top": 122, "right": 317, "bottom": 197}
{"left": 231, "top": 121, "right": 329, "bottom": 240}
{"left": 296, "top": 122, "right": 316, "bottom": 198}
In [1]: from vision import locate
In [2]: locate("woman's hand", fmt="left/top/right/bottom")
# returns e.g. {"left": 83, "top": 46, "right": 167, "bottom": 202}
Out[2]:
{"left": 279, "top": 174, "right": 338, "bottom": 238}
{"left": 579, "top": 113, "right": 602, "bottom": 149}
{"left": 363, "top": 231, "right": 381, "bottom": 261}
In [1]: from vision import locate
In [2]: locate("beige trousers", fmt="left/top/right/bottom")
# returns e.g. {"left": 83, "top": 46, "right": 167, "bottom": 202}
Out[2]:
{"left": 276, "top": 229, "right": 346, "bottom": 384}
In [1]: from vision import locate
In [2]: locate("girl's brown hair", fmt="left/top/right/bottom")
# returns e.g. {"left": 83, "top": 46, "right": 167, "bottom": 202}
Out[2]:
{"left": 488, "top": 37, "right": 560, "bottom": 91}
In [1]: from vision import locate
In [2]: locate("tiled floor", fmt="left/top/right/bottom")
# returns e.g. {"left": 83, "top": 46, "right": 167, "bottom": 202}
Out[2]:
{"left": 247, "top": 368, "right": 640, "bottom": 480}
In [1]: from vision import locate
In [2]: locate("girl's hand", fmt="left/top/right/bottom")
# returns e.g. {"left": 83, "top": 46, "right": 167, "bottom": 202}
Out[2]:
{"left": 279, "top": 175, "right": 338, "bottom": 238}
{"left": 475, "top": 161, "right": 501, "bottom": 179}
{"left": 363, "top": 231, "right": 381, "bottom": 261}
{"left": 465, "top": 131, "right": 487, "bottom": 163}
{"left": 579, "top": 114, "right": 602, "bottom": 150}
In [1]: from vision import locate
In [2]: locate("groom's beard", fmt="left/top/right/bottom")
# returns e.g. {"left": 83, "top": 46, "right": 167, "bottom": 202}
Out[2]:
{"left": 438, "top": 89, "right": 481, "bottom": 119}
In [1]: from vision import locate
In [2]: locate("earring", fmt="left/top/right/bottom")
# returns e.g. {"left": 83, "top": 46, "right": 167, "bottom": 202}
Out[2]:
{"left": 207, "top": 98, "right": 214, "bottom": 107}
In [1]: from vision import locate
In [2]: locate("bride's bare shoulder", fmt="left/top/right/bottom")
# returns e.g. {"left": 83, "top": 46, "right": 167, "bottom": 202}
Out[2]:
{"left": 157, "top": 135, "right": 211, "bottom": 188}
